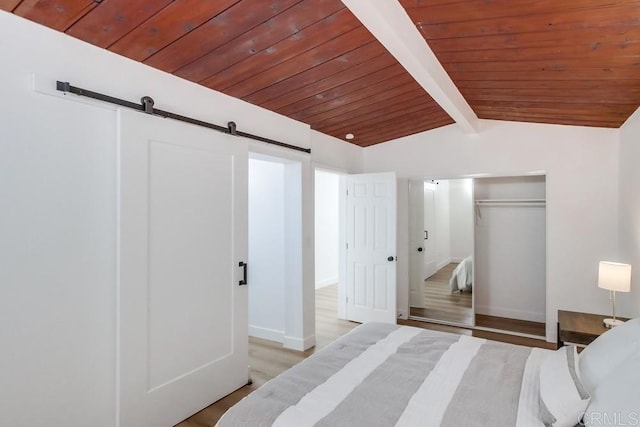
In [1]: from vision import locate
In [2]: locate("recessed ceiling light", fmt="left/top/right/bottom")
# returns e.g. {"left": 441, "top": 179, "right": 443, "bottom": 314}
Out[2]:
{"left": 345, "top": 133, "right": 354, "bottom": 140}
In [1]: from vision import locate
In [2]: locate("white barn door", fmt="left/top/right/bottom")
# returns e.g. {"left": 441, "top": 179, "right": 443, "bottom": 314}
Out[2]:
{"left": 346, "top": 172, "right": 397, "bottom": 324}
{"left": 118, "top": 109, "right": 248, "bottom": 427}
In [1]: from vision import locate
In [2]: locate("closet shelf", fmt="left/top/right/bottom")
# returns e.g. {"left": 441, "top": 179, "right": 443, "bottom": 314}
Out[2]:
{"left": 475, "top": 199, "right": 545, "bottom": 206}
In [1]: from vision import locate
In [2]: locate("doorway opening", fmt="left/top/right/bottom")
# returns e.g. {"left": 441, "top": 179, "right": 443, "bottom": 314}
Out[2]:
{"left": 248, "top": 153, "right": 302, "bottom": 348}
{"left": 314, "top": 168, "right": 352, "bottom": 348}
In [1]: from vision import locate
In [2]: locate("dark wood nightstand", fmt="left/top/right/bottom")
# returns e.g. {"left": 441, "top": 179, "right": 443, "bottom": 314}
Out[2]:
{"left": 557, "top": 310, "right": 629, "bottom": 347}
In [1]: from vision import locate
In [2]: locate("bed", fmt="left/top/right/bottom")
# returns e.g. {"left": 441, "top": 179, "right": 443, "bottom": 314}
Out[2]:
{"left": 218, "top": 319, "right": 640, "bottom": 427}
{"left": 449, "top": 256, "right": 473, "bottom": 293}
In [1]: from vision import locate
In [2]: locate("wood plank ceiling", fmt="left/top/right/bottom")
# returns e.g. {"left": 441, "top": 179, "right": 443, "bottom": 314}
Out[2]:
{"left": 4, "top": 1, "right": 640, "bottom": 143}
{"left": 2, "top": 0, "right": 453, "bottom": 147}
{"left": 400, "top": 0, "right": 640, "bottom": 128}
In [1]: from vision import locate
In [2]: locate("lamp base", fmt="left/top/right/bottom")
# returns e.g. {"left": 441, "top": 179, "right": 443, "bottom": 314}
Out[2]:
{"left": 603, "top": 318, "right": 626, "bottom": 328}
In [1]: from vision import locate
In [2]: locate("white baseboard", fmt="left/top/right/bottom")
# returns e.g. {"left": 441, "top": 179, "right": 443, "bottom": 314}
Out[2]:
{"left": 475, "top": 305, "right": 545, "bottom": 323}
{"left": 283, "top": 334, "right": 316, "bottom": 351}
{"left": 436, "top": 257, "right": 464, "bottom": 272}
{"left": 315, "top": 277, "right": 338, "bottom": 289}
{"left": 436, "top": 258, "right": 451, "bottom": 271}
{"left": 248, "top": 325, "right": 284, "bottom": 343}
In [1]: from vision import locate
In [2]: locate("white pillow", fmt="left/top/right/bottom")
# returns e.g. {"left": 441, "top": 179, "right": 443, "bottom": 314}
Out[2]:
{"left": 582, "top": 351, "right": 640, "bottom": 426}
{"left": 579, "top": 318, "right": 640, "bottom": 392}
{"left": 539, "top": 346, "right": 591, "bottom": 427}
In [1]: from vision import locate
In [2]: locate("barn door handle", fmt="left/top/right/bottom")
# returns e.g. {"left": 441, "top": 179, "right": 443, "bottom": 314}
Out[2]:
{"left": 239, "top": 261, "right": 248, "bottom": 286}
{"left": 417, "top": 247, "right": 423, "bottom": 252}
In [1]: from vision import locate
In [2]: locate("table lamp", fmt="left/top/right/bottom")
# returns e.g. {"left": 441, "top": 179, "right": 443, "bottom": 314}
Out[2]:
{"left": 598, "top": 261, "right": 632, "bottom": 328}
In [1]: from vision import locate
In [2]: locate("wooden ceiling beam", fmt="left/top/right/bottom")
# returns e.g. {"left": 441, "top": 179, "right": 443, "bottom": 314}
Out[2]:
{"left": 347, "top": 117, "right": 453, "bottom": 143}
{"left": 319, "top": 104, "right": 448, "bottom": 136}
{"left": 311, "top": 91, "right": 429, "bottom": 128}
{"left": 428, "top": 27, "right": 640, "bottom": 53}
{"left": 444, "top": 59, "right": 640, "bottom": 73}
{"left": 65, "top": 0, "right": 173, "bottom": 48}
{"left": 449, "top": 68, "right": 640, "bottom": 81}
{"left": 14, "top": 0, "right": 97, "bottom": 31}
{"left": 438, "top": 43, "right": 640, "bottom": 64}
{"left": 140, "top": 0, "right": 302, "bottom": 73}
{"left": 417, "top": 4, "right": 640, "bottom": 40}
{"left": 456, "top": 80, "right": 640, "bottom": 90}
{"left": 344, "top": 117, "right": 453, "bottom": 146}
{"left": 273, "top": 63, "right": 406, "bottom": 116}
{"left": 296, "top": 80, "right": 421, "bottom": 122}
{"left": 461, "top": 88, "right": 640, "bottom": 105}
{"left": 316, "top": 98, "right": 441, "bottom": 134}
{"left": 476, "top": 113, "right": 622, "bottom": 128}
{"left": 221, "top": 27, "right": 375, "bottom": 98}
{"left": 407, "top": 0, "right": 640, "bottom": 25}
{"left": 341, "top": 0, "right": 477, "bottom": 133}
{"left": 253, "top": 48, "right": 393, "bottom": 108}
{"left": 108, "top": 0, "right": 239, "bottom": 62}
{"left": 291, "top": 73, "right": 417, "bottom": 119}
{"left": 199, "top": 8, "right": 364, "bottom": 91}
{"left": 148, "top": 0, "right": 342, "bottom": 76}
{"left": 0, "top": 0, "right": 21, "bottom": 12}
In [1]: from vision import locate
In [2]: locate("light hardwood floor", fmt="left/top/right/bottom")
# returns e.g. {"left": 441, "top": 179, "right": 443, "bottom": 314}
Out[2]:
{"left": 178, "top": 284, "right": 357, "bottom": 427}
{"left": 410, "top": 262, "right": 473, "bottom": 324}
{"left": 178, "top": 284, "right": 553, "bottom": 426}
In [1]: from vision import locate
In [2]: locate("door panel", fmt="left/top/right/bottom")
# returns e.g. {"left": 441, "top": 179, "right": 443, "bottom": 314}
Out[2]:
{"left": 118, "top": 109, "right": 248, "bottom": 427}
{"left": 346, "top": 172, "right": 396, "bottom": 324}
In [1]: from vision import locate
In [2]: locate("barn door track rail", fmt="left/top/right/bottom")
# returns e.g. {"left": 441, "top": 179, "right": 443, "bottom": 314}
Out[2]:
{"left": 56, "top": 81, "right": 311, "bottom": 154}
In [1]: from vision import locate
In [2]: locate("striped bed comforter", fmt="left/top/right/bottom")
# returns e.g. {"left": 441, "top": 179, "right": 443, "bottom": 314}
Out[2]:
{"left": 218, "top": 323, "right": 551, "bottom": 427}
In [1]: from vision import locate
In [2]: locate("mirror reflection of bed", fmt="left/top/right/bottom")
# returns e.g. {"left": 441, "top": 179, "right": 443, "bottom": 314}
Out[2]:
{"left": 411, "top": 259, "right": 473, "bottom": 324}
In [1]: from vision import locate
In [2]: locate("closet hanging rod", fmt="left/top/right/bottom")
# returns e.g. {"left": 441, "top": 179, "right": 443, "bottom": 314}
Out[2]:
{"left": 55, "top": 81, "right": 311, "bottom": 154}
{"left": 475, "top": 199, "right": 545, "bottom": 206}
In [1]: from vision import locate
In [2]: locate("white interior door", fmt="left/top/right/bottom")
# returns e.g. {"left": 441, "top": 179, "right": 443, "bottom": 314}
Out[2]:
{"left": 345, "top": 172, "right": 397, "bottom": 323}
{"left": 118, "top": 109, "right": 248, "bottom": 427}
{"left": 408, "top": 180, "right": 425, "bottom": 308}
{"left": 423, "top": 187, "right": 437, "bottom": 278}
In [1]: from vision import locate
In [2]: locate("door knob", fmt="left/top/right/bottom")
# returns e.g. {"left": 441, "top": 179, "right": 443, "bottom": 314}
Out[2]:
{"left": 387, "top": 256, "right": 395, "bottom": 262}
{"left": 417, "top": 247, "right": 423, "bottom": 252}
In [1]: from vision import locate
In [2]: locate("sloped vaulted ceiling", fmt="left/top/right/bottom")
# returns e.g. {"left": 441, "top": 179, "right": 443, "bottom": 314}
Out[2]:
{"left": 400, "top": 0, "right": 640, "bottom": 128}
{"left": 3, "top": 0, "right": 640, "bottom": 144}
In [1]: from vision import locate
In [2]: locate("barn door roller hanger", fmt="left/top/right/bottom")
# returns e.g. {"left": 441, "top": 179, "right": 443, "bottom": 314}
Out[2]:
{"left": 56, "top": 81, "right": 311, "bottom": 154}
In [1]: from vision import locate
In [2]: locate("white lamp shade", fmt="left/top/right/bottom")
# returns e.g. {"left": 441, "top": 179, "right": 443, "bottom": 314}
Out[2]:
{"left": 598, "top": 261, "right": 632, "bottom": 292}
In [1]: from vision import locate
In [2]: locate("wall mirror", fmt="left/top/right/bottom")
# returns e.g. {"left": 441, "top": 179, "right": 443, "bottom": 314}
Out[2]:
{"left": 408, "top": 178, "right": 474, "bottom": 326}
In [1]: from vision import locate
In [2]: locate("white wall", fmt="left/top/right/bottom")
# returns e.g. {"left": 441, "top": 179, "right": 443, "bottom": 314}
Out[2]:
{"left": 474, "top": 176, "right": 546, "bottom": 323}
{"left": 248, "top": 159, "right": 286, "bottom": 341}
{"left": 0, "top": 11, "right": 362, "bottom": 426}
{"left": 315, "top": 170, "right": 340, "bottom": 288}
{"left": 363, "top": 119, "right": 621, "bottom": 341}
{"left": 618, "top": 107, "right": 640, "bottom": 316}
{"left": 311, "top": 130, "right": 363, "bottom": 173}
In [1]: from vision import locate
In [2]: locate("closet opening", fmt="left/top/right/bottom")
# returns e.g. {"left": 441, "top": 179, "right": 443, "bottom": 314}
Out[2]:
{"left": 408, "top": 174, "right": 547, "bottom": 340}
{"left": 473, "top": 175, "right": 547, "bottom": 338}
